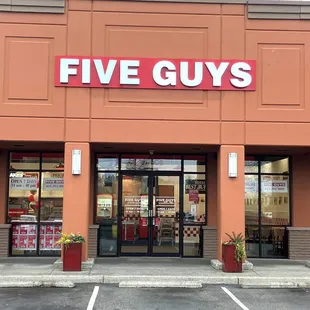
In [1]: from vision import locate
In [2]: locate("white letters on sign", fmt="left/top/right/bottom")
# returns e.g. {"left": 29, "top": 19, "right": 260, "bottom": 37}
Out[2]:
{"left": 56, "top": 57, "right": 256, "bottom": 90}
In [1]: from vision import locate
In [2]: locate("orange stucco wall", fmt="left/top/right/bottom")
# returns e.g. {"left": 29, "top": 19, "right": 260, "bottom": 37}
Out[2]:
{"left": 0, "top": 1, "right": 309, "bottom": 145}
{"left": 0, "top": 0, "right": 310, "bottom": 260}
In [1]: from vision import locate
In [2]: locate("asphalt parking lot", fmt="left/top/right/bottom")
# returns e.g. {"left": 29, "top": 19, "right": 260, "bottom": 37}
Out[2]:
{"left": 0, "top": 284, "right": 310, "bottom": 310}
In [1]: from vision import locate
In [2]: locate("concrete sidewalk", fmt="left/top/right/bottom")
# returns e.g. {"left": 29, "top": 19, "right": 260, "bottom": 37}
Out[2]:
{"left": 1, "top": 257, "right": 310, "bottom": 288}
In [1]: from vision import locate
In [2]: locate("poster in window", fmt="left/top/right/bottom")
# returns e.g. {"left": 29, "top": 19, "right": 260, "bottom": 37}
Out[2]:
{"left": 42, "top": 178, "right": 64, "bottom": 191}
{"left": 45, "top": 235, "right": 53, "bottom": 248}
{"left": 28, "top": 235, "right": 36, "bottom": 249}
{"left": 12, "top": 225, "right": 20, "bottom": 235}
{"left": 40, "top": 225, "right": 46, "bottom": 235}
{"left": 40, "top": 235, "right": 45, "bottom": 248}
{"left": 45, "top": 225, "right": 54, "bottom": 235}
{"left": 97, "top": 194, "right": 113, "bottom": 217}
{"left": 28, "top": 225, "right": 36, "bottom": 235}
{"left": 19, "top": 235, "right": 27, "bottom": 248}
{"left": 185, "top": 179, "right": 206, "bottom": 194}
{"left": 12, "top": 235, "right": 19, "bottom": 249}
{"left": 19, "top": 225, "right": 28, "bottom": 235}
{"left": 54, "top": 235, "right": 61, "bottom": 249}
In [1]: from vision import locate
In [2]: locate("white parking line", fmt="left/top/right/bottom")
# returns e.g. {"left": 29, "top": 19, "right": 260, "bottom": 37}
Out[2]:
{"left": 87, "top": 286, "right": 99, "bottom": 310}
{"left": 221, "top": 287, "right": 249, "bottom": 310}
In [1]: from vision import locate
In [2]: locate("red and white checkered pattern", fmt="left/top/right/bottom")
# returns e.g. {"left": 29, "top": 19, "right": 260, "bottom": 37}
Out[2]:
{"left": 174, "top": 227, "right": 200, "bottom": 238}
{"left": 196, "top": 214, "right": 205, "bottom": 223}
{"left": 122, "top": 214, "right": 139, "bottom": 221}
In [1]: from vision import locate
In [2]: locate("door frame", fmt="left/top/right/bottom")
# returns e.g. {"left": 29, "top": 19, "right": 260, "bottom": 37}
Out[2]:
{"left": 118, "top": 171, "right": 183, "bottom": 257}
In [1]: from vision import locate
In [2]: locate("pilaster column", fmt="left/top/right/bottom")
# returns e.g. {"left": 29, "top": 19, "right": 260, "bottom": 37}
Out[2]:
{"left": 217, "top": 145, "right": 245, "bottom": 261}
{"left": 63, "top": 143, "right": 90, "bottom": 262}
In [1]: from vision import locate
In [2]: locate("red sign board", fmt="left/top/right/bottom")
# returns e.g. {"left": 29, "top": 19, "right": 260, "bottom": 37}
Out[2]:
{"left": 54, "top": 56, "right": 256, "bottom": 91}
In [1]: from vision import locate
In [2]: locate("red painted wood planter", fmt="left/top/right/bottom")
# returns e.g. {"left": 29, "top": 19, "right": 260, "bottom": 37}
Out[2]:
{"left": 222, "top": 243, "right": 242, "bottom": 273}
{"left": 63, "top": 243, "right": 82, "bottom": 272}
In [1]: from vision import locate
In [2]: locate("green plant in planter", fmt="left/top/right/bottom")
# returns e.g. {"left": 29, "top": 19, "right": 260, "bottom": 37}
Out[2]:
{"left": 224, "top": 232, "right": 246, "bottom": 263}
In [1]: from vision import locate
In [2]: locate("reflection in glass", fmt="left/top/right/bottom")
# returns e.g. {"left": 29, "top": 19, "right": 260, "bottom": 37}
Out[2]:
{"left": 97, "top": 173, "right": 118, "bottom": 256}
{"left": 153, "top": 176, "right": 179, "bottom": 254}
{"left": 245, "top": 175, "right": 259, "bottom": 225}
{"left": 10, "top": 153, "right": 40, "bottom": 170}
{"left": 245, "top": 160, "right": 259, "bottom": 173}
{"left": 40, "top": 172, "right": 64, "bottom": 222}
{"left": 121, "top": 156, "right": 181, "bottom": 171}
{"left": 97, "top": 156, "right": 119, "bottom": 171}
{"left": 260, "top": 157, "right": 288, "bottom": 174}
{"left": 261, "top": 227, "right": 287, "bottom": 258}
{"left": 42, "top": 153, "right": 64, "bottom": 170}
{"left": 183, "top": 174, "right": 206, "bottom": 224}
{"left": 184, "top": 156, "right": 206, "bottom": 173}
{"left": 245, "top": 226, "right": 259, "bottom": 257}
{"left": 8, "top": 172, "right": 40, "bottom": 222}
{"left": 183, "top": 226, "right": 201, "bottom": 256}
{"left": 121, "top": 175, "right": 148, "bottom": 254}
{"left": 261, "top": 175, "right": 289, "bottom": 226}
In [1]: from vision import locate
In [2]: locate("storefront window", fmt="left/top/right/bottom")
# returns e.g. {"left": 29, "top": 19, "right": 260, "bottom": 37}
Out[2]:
{"left": 42, "top": 153, "right": 64, "bottom": 170}
{"left": 40, "top": 172, "right": 64, "bottom": 222}
{"left": 10, "top": 153, "right": 40, "bottom": 170}
{"left": 121, "top": 155, "right": 181, "bottom": 171}
{"left": 261, "top": 175, "right": 289, "bottom": 226}
{"left": 245, "top": 175, "right": 259, "bottom": 225}
{"left": 183, "top": 174, "right": 206, "bottom": 224}
{"left": 261, "top": 157, "right": 289, "bottom": 174}
{"left": 97, "top": 155, "right": 119, "bottom": 171}
{"left": 96, "top": 173, "right": 118, "bottom": 256}
{"left": 8, "top": 152, "right": 64, "bottom": 256}
{"left": 245, "top": 156, "right": 289, "bottom": 258}
{"left": 184, "top": 156, "right": 206, "bottom": 173}
{"left": 183, "top": 226, "right": 201, "bottom": 257}
{"left": 8, "top": 171, "right": 40, "bottom": 221}
{"left": 245, "top": 159, "right": 259, "bottom": 173}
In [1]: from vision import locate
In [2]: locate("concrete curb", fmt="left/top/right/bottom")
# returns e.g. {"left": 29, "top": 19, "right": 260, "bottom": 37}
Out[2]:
{"left": 119, "top": 281, "right": 203, "bottom": 288}
{"left": 104, "top": 275, "right": 239, "bottom": 285}
{"left": 0, "top": 281, "right": 75, "bottom": 288}
{"left": 239, "top": 276, "right": 310, "bottom": 288}
{"left": 0, "top": 275, "right": 104, "bottom": 284}
{"left": 1, "top": 275, "right": 310, "bottom": 288}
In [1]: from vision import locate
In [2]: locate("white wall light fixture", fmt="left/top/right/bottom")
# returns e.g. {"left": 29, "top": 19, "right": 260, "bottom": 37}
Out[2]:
{"left": 228, "top": 152, "right": 238, "bottom": 178}
{"left": 72, "top": 150, "right": 82, "bottom": 175}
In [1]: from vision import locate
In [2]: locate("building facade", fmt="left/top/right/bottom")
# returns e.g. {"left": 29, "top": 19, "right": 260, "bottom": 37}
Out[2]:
{"left": 0, "top": 0, "right": 310, "bottom": 262}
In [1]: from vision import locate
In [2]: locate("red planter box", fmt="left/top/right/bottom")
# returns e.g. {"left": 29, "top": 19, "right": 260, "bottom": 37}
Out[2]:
{"left": 63, "top": 243, "right": 82, "bottom": 272}
{"left": 222, "top": 244, "right": 242, "bottom": 273}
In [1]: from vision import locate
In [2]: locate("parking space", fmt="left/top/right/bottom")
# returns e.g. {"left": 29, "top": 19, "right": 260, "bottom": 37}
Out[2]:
{"left": 0, "top": 284, "right": 310, "bottom": 310}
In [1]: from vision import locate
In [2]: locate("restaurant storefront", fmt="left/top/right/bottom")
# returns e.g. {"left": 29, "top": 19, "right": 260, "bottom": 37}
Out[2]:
{"left": 1, "top": 0, "right": 310, "bottom": 263}
{"left": 95, "top": 154, "right": 206, "bottom": 257}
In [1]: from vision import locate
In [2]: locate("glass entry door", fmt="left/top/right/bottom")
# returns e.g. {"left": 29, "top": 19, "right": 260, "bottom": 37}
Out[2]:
{"left": 120, "top": 174, "right": 180, "bottom": 256}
